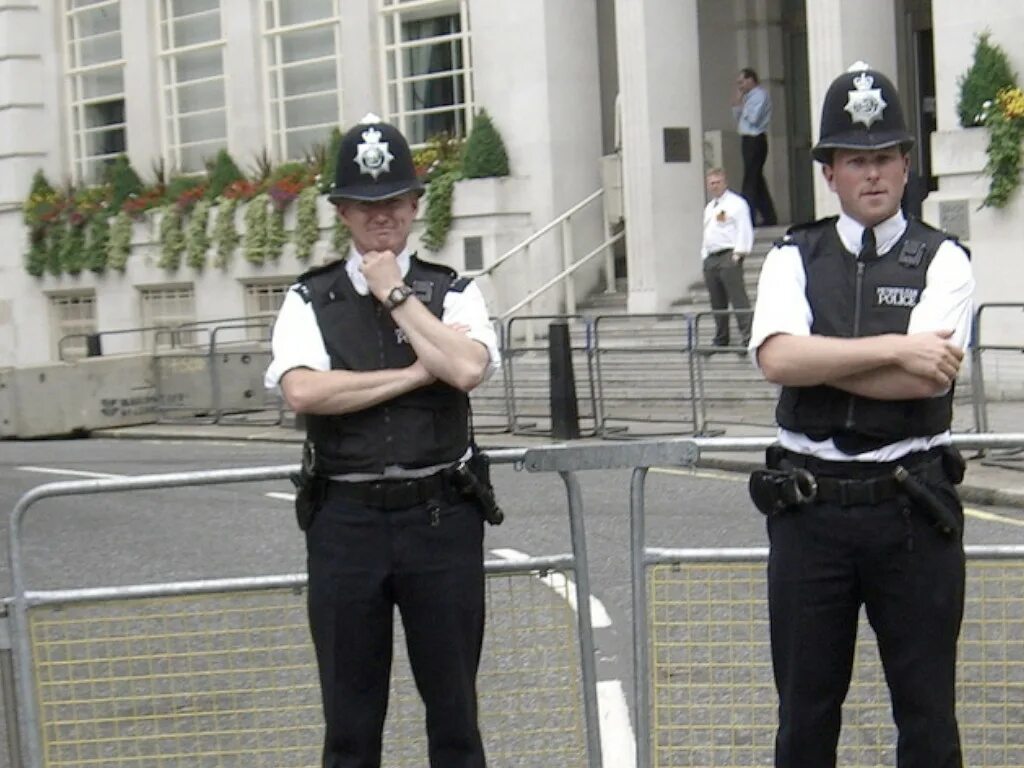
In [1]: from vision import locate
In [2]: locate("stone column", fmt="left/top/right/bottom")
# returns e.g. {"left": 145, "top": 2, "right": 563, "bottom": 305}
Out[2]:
{"left": 614, "top": 0, "right": 705, "bottom": 312}
{"left": 805, "top": 0, "right": 898, "bottom": 217}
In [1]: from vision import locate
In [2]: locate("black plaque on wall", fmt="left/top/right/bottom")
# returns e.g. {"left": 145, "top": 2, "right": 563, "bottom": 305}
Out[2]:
{"left": 663, "top": 127, "right": 691, "bottom": 163}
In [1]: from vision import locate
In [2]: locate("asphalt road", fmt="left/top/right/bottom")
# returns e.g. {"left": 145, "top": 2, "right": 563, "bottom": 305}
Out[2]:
{"left": 1, "top": 438, "right": 1022, "bottom": 767}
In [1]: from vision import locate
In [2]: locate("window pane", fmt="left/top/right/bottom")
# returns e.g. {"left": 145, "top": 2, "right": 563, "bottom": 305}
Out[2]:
{"left": 180, "top": 143, "right": 219, "bottom": 172}
{"left": 282, "top": 60, "right": 336, "bottom": 97}
{"left": 277, "top": 0, "right": 335, "bottom": 27}
{"left": 80, "top": 69, "right": 123, "bottom": 100}
{"left": 84, "top": 98, "right": 124, "bottom": 128}
{"left": 285, "top": 126, "right": 333, "bottom": 161}
{"left": 172, "top": 12, "right": 221, "bottom": 47}
{"left": 284, "top": 93, "right": 337, "bottom": 128}
{"left": 73, "top": 5, "right": 120, "bottom": 38}
{"left": 176, "top": 79, "right": 225, "bottom": 113}
{"left": 172, "top": 0, "right": 219, "bottom": 17}
{"left": 173, "top": 48, "right": 223, "bottom": 83}
{"left": 279, "top": 26, "right": 335, "bottom": 64}
{"left": 178, "top": 111, "right": 226, "bottom": 144}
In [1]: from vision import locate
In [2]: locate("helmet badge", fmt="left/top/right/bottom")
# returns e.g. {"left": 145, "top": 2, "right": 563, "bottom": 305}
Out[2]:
{"left": 844, "top": 70, "right": 887, "bottom": 128}
{"left": 354, "top": 126, "right": 394, "bottom": 180}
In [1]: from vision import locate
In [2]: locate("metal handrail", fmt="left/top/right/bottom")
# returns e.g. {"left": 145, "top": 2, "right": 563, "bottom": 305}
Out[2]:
{"left": 970, "top": 302, "right": 1024, "bottom": 436}
{"left": 499, "top": 230, "right": 624, "bottom": 320}
{"left": 464, "top": 189, "right": 604, "bottom": 279}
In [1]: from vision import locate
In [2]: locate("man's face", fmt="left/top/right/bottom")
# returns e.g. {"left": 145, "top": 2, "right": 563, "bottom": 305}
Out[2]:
{"left": 706, "top": 173, "right": 727, "bottom": 199}
{"left": 337, "top": 192, "right": 419, "bottom": 254}
{"left": 822, "top": 147, "right": 909, "bottom": 227}
{"left": 736, "top": 73, "right": 754, "bottom": 94}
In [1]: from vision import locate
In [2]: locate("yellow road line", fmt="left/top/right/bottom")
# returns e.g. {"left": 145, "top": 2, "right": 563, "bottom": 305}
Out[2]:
{"left": 964, "top": 507, "right": 1024, "bottom": 527}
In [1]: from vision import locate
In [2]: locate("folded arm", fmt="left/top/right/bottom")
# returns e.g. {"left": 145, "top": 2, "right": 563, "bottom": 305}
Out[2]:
{"left": 758, "top": 330, "right": 962, "bottom": 399}
{"left": 279, "top": 363, "right": 435, "bottom": 415}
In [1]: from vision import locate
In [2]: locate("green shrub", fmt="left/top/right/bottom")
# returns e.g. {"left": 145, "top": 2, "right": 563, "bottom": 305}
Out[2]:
{"left": 158, "top": 207, "right": 185, "bottom": 270}
{"left": 957, "top": 32, "right": 1018, "bottom": 127}
{"left": 186, "top": 199, "right": 213, "bottom": 269}
{"left": 213, "top": 198, "right": 240, "bottom": 268}
{"left": 103, "top": 156, "right": 144, "bottom": 210}
{"left": 420, "top": 170, "right": 456, "bottom": 251}
{"left": 107, "top": 211, "right": 132, "bottom": 271}
{"left": 243, "top": 194, "right": 270, "bottom": 265}
{"left": 461, "top": 110, "right": 510, "bottom": 179}
{"left": 84, "top": 214, "right": 110, "bottom": 274}
{"left": 294, "top": 186, "right": 321, "bottom": 262}
{"left": 205, "top": 150, "right": 245, "bottom": 199}
{"left": 320, "top": 127, "right": 343, "bottom": 193}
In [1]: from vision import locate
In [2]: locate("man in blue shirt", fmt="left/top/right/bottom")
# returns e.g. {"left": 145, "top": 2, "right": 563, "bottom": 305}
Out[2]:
{"left": 732, "top": 67, "right": 778, "bottom": 227}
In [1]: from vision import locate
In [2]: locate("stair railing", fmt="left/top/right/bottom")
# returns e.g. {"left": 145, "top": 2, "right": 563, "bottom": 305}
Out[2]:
{"left": 465, "top": 189, "right": 619, "bottom": 344}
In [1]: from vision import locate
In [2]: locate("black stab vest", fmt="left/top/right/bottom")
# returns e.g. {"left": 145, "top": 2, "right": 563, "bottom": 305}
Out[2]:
{"left": 775, "top": 217, "right": 961, "bottom": 454}
{"left": 301, "top": 256, "right": 470, "bottom": 474}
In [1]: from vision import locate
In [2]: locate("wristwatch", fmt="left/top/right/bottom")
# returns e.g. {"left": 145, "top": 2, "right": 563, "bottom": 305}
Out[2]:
{"left": 383, "top": 284, "right": 414, "bottom": 310}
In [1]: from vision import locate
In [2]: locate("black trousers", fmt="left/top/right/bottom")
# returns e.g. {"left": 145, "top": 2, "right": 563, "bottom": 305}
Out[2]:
{"left": 702, "top": 250, "right": 751, "bottom": 346}
{"left": 741, "top": 133, "right": 777, "bottom": 226}
{"left": 306, "top": 486, "right": 486, "bottom": 768}
{"left": 766, "top": 478, "right": 965, "bottom": 768}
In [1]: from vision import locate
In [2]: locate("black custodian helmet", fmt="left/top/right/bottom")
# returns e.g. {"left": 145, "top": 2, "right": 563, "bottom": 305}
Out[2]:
{"left": 328, "top": 113, "right": 424, "bottom": 202}
{"left": 812, "top": 62, "right": 915, "bottom": 164}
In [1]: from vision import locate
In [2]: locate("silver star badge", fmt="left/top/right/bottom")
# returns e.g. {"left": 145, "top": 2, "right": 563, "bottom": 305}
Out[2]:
{"left": 354, "top": 126, "right": 394, "bottom": 180}
{"left": 844, "top": 70, "right": 887, "bottom": 128}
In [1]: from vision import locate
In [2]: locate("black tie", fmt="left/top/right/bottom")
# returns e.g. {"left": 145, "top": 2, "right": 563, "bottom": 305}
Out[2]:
{"left": 861, "top": 227, "right": 877, "bottom": 260}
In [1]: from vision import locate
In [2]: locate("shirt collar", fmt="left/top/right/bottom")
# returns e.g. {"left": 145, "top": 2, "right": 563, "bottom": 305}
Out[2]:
{"left": 345, "top": 246, "right": 413, "bottom": 295}
{"left": 836, "top": 210, "right": 907, "bottom": 257}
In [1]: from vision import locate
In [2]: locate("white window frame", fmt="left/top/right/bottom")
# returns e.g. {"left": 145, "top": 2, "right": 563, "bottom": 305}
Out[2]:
{"left": 139, "top": 284, "right": 196, "bottom": 349}
{"left": 242, "top": 279, "right": 293, "bottom": 340}
{"left": 62, "top": 0, "right": 126, "bottom": 185}
{"left": 379, "top": 0, "right": 474, "bottom": 147}
{"left": 155, "top": 0, "right": 228, "bottom": 173}
{"left": 49, "top": 291, "right": 97, "bottom": 361}
{"left": 260, "top": 0, "right": 344, "bottom": 162}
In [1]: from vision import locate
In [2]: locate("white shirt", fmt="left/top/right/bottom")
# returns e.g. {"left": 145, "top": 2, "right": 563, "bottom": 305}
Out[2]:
{"left": 748, "top": 210, "right": 975, "bottom": 461}
{"left": 701, "top": 189, "right": 753, "bottom": 259}
{"left": 264, "top": 245, "right": 501, "bottom": 390}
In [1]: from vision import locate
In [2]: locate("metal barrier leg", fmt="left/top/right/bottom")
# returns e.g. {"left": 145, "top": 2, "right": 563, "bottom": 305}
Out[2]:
{"left": 0, "top": 605, "right": 24, "bottom": 768}
{"left": 559, "top": 470, "right": 604, "bottom": 768}
{"left": 629, "top": 467, "right": 651, "bottom": 768}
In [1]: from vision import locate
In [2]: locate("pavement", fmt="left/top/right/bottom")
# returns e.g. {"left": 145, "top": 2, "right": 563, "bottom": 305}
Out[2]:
{"left": 92, "top": 400, "right": 1024, "bottom": 509}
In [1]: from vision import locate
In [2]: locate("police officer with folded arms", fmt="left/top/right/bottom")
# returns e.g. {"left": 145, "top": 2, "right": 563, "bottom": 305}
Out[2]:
{"left": 748, "top": 63, "right": 974, "bottom": 768}
{"left": 265, "top": 114, "right": 500, "bottom": 768}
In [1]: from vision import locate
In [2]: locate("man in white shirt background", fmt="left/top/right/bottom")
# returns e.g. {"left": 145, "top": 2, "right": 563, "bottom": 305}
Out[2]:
{"left": 701, "top": 167, "right": 754, "bottom": 352}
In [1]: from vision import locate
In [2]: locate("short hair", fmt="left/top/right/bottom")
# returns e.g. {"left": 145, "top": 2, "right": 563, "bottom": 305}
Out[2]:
{"left": 705, "top": 167, "right": 726, "bottom": 179}
{"left": 740, "top": 68, "right": 759, "bottom": 83}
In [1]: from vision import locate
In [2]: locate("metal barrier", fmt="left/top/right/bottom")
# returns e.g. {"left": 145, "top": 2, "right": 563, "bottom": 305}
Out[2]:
{"left": 971, "top": 302, "right": 1024, "bottom": 436}
{"left": 504, "top": 315, "right": 598, "bottom": 437}
{"left": 625, "top": 432, "right": 1024, "bottom": 768}
{"left": 590, "top": 314, "right": 699, "bottom": 437}
{"left": 57, "top": 326, "right": 173, "bottom": 363}
{"left": 6, "top": 450, "right": 602, "bottom": 767}
{"left": 153, "top": 320, "right": 282, "bottom": 426}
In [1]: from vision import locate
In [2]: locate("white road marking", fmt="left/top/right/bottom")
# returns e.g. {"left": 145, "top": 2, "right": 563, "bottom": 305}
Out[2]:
{"left": 489, "top": 547, "right": 612, "bottom": 628}
{"left": 16, "top": 466, "right": 126, "bottom": 480}
{"left": 266, "top": 491, "right": 296, "bottom": 502}
{"left": 597, "top": 679, "right": 636, "bottom": 768}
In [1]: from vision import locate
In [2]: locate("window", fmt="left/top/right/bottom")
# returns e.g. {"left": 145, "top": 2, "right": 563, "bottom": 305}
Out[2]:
{"left": 380, "top": 0, "right": 473, "bottom": 146}
{"left": 140, "top": 285, "right": 196, "bottom": 348}
{"left": 49, "top": 292, "right": 97, "bottom": 360}
{"left": 243, "top": 280, "right": 293, "bottom": 340}
{"left": 63, "top": 0, "right": 126, "bottom": 184}
{"left": 262, "top": 0, "right": 343, "bottom": 162}
{"left": 157, "top": 0, "right": 227, "bottom": 173}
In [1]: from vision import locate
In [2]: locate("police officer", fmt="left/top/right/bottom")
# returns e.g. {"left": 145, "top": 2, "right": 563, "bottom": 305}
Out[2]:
{"left": 748, "top": 63, "right": 974, "bottom": 767}
{"left": 264, "top": 114, "right": 499, "bottom": 768}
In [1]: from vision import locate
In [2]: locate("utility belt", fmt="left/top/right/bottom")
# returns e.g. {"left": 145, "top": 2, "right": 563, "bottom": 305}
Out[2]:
{"left": 707, "top": 248, "right": 734, "bottom": 258}
{"left": 749, "top": 444, "right": 966, "bottom": 537}
{"left": 290, "top": 441, "right": 503, "bottom": 531}
{"left": 326, "top": 472, "right": 459, "bottom": 510}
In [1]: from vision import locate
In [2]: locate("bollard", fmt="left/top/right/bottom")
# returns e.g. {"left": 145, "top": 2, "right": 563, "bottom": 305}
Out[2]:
{"left": 85, "top": 333, "right": 102, "bottom": 357}
{"left": 548, "top": 320, "right": 580, "bottom": 439}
